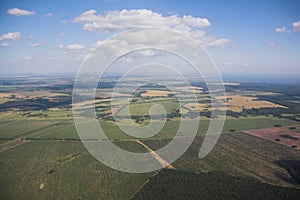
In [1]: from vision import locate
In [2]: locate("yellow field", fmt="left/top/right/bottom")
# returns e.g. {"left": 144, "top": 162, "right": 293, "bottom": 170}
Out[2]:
{"left": 0, "top": 93, "right": 24, "bottom": 98}
{"left": 183, "top": 102, "right": 210, "bottom": 111}
{"left": 184, "top": 94, "right": 287, "bottom": 112}
{"left": 141, "top": 90, "right": 171, "bottom": 97}
{"left": 220, "top": 95, "right": 287, "bottom": 112}
{"left": 175, "top": 86, "right": 203, "bottom": 93}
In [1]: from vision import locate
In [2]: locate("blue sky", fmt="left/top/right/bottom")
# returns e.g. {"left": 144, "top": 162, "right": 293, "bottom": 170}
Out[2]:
{"left": 0, "top": 0, "right": 299, "bottom": 80}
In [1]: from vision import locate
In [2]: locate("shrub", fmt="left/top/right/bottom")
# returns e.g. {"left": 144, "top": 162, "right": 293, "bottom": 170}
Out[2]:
{"left": 48, "top": 169, "right": 55, "bottom": 174}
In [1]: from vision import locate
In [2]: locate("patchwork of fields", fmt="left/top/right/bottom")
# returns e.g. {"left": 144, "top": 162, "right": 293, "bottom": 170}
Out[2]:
{"left": 0, "top": 76, "right": 300, "bottom": 199}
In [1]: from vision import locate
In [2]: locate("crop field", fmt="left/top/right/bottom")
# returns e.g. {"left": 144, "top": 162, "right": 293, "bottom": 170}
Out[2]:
{"left": 141, "top": 90, "right": 171, "bottom": 97}
{"left": 142, "top": 132, "right": 300, "bottom": 188}
{"left": 117, "top": 100, "right": 180, "bottom": 117}
{"left": 1, "top": 130, "right": 300, "bottom": 199}
{"left": 0, "top": 140, "right": 154, "bottom": 200}
{"left": 184, "top": 94, "right": 287, "bottom": 112}
{"left": 0, "top": 120, "right": 61, "bottom": 139}
{"left": 175, "top": 86, "right": 203, "bottom": 93}
{"left": 221, "top": 95, "right": 288, "bottom": 112}
{"left": 244, "top": 125, "right": 300, "bottom": 149}
{"left": 131, "top": 169, "right": 300, "bottom": 200}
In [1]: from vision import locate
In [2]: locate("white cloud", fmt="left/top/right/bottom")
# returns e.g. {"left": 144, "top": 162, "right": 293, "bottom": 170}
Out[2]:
{"left": 74, "top": 9, "right": 211, "bottom": 32}
{"left": 24, "top": 57, "right": 32, "bottom": 61}
{"left": 30, "top": 42, "right": 42, "bottom": 48}
{"left": 0, "top": 43, "right": 10, "bottom": 47}
{"left": 276, "top": 21, "right": 300, "bottom": 32}
{"left": 74, "top": 9, "right": 229, "bottom": 47}
{"left": 58, "top": 44, "right": 87, "bottom": 61}
{"left": 266, "top": 41, "right": 275, "bottom": 47}
{"left": 292, "top": 20, "right": 300, "bottom": 32}
{"left": 7, "top": 8, "right": 35, "bottom": 16}
{"left": 223, "top": 62, "right": 231, "bottom": 65}
{"left": 45, "top": 13, "right": 53, "bottom": 17}
{"left": 207, "top": 38, "right": 230, "bottom": 47}
{"left": 275, "top": 26, "right": 286, "bottom": 32}
{"left": 0, "top": 32, "right": 21, "bottom": 41}
{"left": 59, "top": 32, "right": 65, "bottom": 36}
{"left": 61, "top": 20, "right": 68, "bottom": 24}
{"left": 65, "top": 44, "right": 85, "bottom": 50}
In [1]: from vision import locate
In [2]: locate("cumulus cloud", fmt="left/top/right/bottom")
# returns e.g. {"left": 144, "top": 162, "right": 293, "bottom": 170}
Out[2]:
{"left": 7, "top": 8, "right": 35, "bottom": 16}
{"left": 58, "top": 44, "right": 87, "bottom": 60}
{"left": 24, "top": 57, "right": 32, "bottom": 61}
{"left": 74, "top": 9, "right": 210, "bottom": 32}
{"left": 65, "top": 44, "right": 85, "bottom": 50}
{"left": 45, "top": 13, "right": 53, "bottom": 17}
{"left": 73, "top": 9, "right": 228, "bottom": 47}
{"left": 30, "top": 42, "right": 42, "bottom": 48}
{"left": 276, "top": 21, "right": 300, "bottom": 32}
{"left": 223, "top": 62, "right": 231, "bottom": 65}
{"left": 292, "top": 20, "right": 300, "bottom": 32}
{"left": 275, "top": 26, "right": 286, "bottom": 32}
{"left": 0, "top": 43, "right": 10, "bottom": 47}
{"left": 207, "top": 38, "right": 230, "bottom": 47}
{"left": 266, "top": 41, "right": 275, "bottom": 47}
{"left": 0, "top": 32, "right": 21, "bottom": 41}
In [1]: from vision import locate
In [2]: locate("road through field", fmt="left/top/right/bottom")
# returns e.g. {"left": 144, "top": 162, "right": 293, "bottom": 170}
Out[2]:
{"left": 0, "top": 140, "right": 30, "bottom": 153}
{"left": 135, "top": 139, "right": 175, "bottom": 169}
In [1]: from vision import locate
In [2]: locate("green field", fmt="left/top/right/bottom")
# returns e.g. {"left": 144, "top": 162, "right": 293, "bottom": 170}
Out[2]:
{"left": 0, "top": 141, "right": 154, "bottom": 200}
{"left": 118, "top": 100, "right": 180, "bottom": 117}
{"left": 0, "top": 120, "right": 60, "bottom": 139}
{"left": 1, "top": 131, "right": 300, "bottom": 199}
{"left": 0, "top": 114, "right": 298, "bottom": 141}
{"left": 132, "top": 169, "right": 300, "bottom": 200}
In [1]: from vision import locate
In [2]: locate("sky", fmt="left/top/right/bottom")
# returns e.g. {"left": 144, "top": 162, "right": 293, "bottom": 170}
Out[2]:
{"left": 0, "top": 0, "right": 299, "bottom": 81}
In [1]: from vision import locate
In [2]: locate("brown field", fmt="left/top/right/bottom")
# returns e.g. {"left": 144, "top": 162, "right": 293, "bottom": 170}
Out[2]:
{"left": 244, "top": 125, "right": 300, "bottom": 149}
{"left": 183, "top": 102, "right": 210, "bottom": 111}
{"left": 175, "top": 86, "right": 203, "bottom": 93}
{"left": 141, "top": 90, "right": 171, "bottom": 97}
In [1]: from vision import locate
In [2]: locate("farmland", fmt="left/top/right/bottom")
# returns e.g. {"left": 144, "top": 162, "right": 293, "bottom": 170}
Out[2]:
{"left": 0, "top": 75, "right": 300, "bottom": 199}
{"left": 0, "top": 140, "right": 154, "bottom": 200}
{"left": 132, "top": 169, "right": 300, "bottom": 200}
